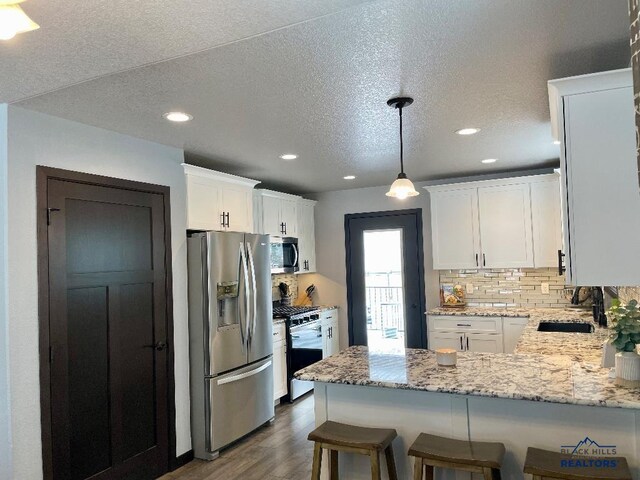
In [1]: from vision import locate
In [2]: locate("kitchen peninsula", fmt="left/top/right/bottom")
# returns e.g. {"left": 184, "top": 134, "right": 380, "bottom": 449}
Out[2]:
{"left": 295, "top": 309, "right": 640, "bottom": 479}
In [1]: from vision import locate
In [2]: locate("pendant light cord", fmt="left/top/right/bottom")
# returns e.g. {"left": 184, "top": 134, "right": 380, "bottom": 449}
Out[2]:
{"left": 399, "top": 106, "right": 404, "bottom": 174}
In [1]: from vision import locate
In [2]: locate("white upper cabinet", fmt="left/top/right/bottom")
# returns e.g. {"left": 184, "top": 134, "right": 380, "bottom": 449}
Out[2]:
{"left": 530, "top": 177, "right": 562, "bottom": 268}
{"left": 426, "top": 174, "right": 559, "bottom": 270}
{"left": 549, "top": 69, "right": 640, "bottom": 285}
{"left": 430, "top": 188, "right": 480, "bottom": 270}
{"left": 477, "top": 183, "right": 533, "bottom": 268}
{"left": 254, "top": 189, "right": 300, "bottom": 238}
{"left": 297, "top": 199, "right": 317, "bottom": 273}
{"left": 184, "top": 164, "right": 259, "bottom": 232}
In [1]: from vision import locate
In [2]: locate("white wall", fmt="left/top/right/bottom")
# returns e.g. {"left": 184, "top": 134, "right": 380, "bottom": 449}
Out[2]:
{"left": 5, "top": 106, "right": 191, "bottom": 479}
{"left": 0, "top": 104, "right": 12, "bottom": 480}
{"left": 297, "top": 184, "right": 440, "bottom": 349}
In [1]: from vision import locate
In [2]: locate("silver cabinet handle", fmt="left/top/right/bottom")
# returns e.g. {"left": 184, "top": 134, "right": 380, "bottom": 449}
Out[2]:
{"left": 475, "top": 253, "right": 479, "bottom": 267}
{"left": 459, "top": 336, "right": 463, "bottom": 350}
{"left": 456, "top": 323, "right": 471, "bottom": 327}
{"left": 466, "top": 337, "right": 469, "bottom": 350}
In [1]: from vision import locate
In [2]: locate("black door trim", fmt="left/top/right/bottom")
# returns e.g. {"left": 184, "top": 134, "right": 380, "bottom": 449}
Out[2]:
{"left": 344, "top": 208, "right": 427, "bottom": 348}
{"left": 36, "top": 166, "right": 178, "bottom": 479}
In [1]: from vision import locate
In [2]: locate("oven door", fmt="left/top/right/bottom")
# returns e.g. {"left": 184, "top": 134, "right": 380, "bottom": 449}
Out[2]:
{"left": 288, "top": 320, "right": 322, "bottom": 401}
{"left": 270, "top": 237, "right": 299, "bottom": 274}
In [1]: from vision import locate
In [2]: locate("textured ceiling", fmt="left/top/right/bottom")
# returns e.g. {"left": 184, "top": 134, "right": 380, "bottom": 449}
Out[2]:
{"left": 14, "top": 0, "right": 631, "bottom": 194}
{"left": 0, "top": 0, "right": 370, "bottom": 102}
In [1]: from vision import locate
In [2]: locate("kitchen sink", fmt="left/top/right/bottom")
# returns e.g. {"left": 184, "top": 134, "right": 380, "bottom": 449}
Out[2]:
{"left": 537, "top": 322, "right": 593, "bottom": 333}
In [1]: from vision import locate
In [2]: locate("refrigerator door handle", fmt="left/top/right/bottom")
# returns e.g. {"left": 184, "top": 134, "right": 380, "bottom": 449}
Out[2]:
{"left": 246, "top": 242, "right": 258, "bottom": 344}
{"left": 238, "top": 243, "right": 250, "bottom": 349}
{"left": 216, "top": 360, "right": 272, "bottom": 386}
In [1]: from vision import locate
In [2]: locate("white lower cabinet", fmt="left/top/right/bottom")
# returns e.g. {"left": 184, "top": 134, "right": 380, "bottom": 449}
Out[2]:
{"left": 503, "top": 317, "right": 529, "bottom": 353}
{"left": 428, "top": 315, "right": 504, "bottom": 353}
{"left": 272, "top": 324, "right": 287, "bottom": 401}
{"left": 321, "top": 308, "right": 340, "bottom": 358}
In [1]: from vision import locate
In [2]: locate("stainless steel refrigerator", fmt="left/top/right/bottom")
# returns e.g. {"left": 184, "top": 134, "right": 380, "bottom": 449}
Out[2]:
{"left": 187, "top": 231, "right": 274, "bottom": 460}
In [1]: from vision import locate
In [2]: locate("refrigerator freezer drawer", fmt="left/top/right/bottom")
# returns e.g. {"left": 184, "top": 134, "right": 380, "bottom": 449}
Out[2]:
{"left": 207, "top": 357, "right": 274, "bottom": 453}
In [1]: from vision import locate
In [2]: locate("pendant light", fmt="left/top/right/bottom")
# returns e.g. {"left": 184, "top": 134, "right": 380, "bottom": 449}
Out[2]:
{"left": 0, "top": 1, "right": 39, "bottom": 41}
{"left": 386, "top": 96, "right": 419, "bottom": 199}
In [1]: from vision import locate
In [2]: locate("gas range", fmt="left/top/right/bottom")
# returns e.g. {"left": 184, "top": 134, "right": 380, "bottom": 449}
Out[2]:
{"left": 272, "top": 305, "right": 321, "bottom": 326}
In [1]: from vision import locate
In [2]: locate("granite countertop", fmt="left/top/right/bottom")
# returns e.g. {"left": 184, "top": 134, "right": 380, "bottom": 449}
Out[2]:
{"left": 294, "top": 307, "right": 632, "bottom": 408}
{"left": 295, "top": 345, "right": 640, "bottom": 409}
{"left": 428, "top": 307, "right": 609, "bottom": 363}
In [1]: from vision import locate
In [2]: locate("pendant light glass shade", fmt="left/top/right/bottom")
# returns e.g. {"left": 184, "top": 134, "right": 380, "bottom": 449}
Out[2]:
{"left": 386, "top": 96, "right": 419, "bottom": 200}
{"left": 386, "top": 173, "right": 419, "bottom": 199}
{"left": 0, "top": 2, "right": 39, "bottom": 41}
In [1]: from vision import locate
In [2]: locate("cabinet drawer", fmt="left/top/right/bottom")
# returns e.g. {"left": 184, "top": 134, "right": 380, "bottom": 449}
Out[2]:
{"left": 428, "top": 315, "right": 502, "bottom": 334}
{"left": 272, "top": 323, "right": 286, "bottom": 343}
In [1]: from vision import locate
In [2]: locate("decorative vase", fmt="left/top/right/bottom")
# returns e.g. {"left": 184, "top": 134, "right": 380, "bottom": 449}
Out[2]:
{"left": 615, "top": 352, "right": 640, "bottom": 381}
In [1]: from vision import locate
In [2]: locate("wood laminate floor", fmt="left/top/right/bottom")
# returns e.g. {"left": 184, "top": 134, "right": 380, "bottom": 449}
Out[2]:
{"left": 161, "top": 394, "right": 315, "bottom": 480}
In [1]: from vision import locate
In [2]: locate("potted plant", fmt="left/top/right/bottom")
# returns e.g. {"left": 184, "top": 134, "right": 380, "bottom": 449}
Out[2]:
{"left": 609, "top": 299, "right": 640, "bottom": 381}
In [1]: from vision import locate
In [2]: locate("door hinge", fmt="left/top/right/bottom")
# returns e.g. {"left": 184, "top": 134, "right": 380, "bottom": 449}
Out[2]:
{"left": 46, "top": 207, "right": 60, "bottom": 226}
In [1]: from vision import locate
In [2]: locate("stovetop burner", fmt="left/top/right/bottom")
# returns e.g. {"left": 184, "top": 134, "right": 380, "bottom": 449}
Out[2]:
{"left": 273, "top": 305, "right": 321, "bottom": 324}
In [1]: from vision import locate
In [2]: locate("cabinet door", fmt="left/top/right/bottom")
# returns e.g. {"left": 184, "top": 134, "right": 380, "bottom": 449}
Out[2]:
{"left": 297, "top": 202, "right": 316, "bottom": 273}
{"left": 503, "top": 317, "right": 528, "bottom": 353}
{"left": 321, "top": 309, "right": 338, "bottom": 358}
{"left": 530, "top": 178, "right": 562, "bottom": 268}
{"left": 466, "top": 333, "right": 504, "bottom": 353}
{"left": 221, "top": 186, "right": 253, "bottom": 233}
{"left": 478, "top": 184, "right": 533, "bottom": 268}
{"left": 186, "top": 175, "right": 223, "bottom": 230}
{"left": 272, "top": 341, "right": 287, "bottom": 401}
{"left": 262, "top": 196, "right": 282, "bottom": 237}
{"left": 279, "top": 199, "right": 298, "bottom": 237}
{"left": 428, "top": 332, "right": 464, "bottom": 351}
{"left": 429, "top": 188, "right": 481, "bottom": 269}
{"left": 329, "top": 318, "right": 340, "bottom": 356}
{"left": 564, "top": 87, "right": 640, "bottom": 285}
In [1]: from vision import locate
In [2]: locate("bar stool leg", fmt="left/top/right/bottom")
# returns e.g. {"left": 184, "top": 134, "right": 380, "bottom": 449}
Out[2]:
{"left": 384, "top": 446, "right": 398, "bottom": 480}
{"left": 370, "top": 451, "right": 382, "bottom": 480}
{"left": 329, "top": 449, "right": 339, "bottom": 480}
{"left": 311, "top": 443, "right": 322, "bottom": 480}
{"left": 412, "top": 457, "right": 423, "bottom": 480}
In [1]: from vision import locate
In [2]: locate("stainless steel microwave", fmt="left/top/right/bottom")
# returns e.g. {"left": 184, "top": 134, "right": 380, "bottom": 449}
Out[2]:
{"left": 270, "top": 237, "right": 299, "bottom": 274}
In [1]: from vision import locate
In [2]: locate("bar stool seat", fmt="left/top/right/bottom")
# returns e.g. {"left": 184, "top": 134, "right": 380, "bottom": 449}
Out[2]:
{"left": 524, "top": 447, "right": 632, "bottom": 480}
{"left": 307, "top": 420, "right": 398, "bottom": 480}
{"left": 408, "top": 433, "right": 505, "bottom": 480}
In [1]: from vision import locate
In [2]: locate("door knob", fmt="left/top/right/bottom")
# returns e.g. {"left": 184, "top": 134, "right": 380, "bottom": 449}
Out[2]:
{"left": 145, "top": 341, "right": 167, "bottom": 351}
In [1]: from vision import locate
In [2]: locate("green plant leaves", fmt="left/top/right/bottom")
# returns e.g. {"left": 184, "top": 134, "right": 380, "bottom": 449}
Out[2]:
{"left": 608, "top": 299, "right": 640, "bottom": 352}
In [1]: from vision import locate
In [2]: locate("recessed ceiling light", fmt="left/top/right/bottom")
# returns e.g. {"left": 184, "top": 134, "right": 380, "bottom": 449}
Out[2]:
{"left": 163, "top": 112, "right": 193, "bottom": 122}
{"left": 455, "top": 128, "right": 480, "bottom": 136}
{"left": 343, "top": 175, "right": 356, "bottom": 180}
{"left": 553, "top": 140, "right": 561, "bottom": 145}
{"left": 481, "top": 158, "right": 497, "bottom": 164}
{"left": 162, "top": 112, "right": 193, "bottom": 123}
{"left": 279, "top": 154, "right": 298, "bottom": 160}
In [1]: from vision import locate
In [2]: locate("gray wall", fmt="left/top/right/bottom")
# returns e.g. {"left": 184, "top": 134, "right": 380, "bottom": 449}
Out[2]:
{"left": 4, "top": 106, "right": 191, "bottom": 479}
{"left": 0, "top": 104, "right": 11, "bottom": 480}
{"left": 297, "top": 183, "right": 440, "bottom": 349}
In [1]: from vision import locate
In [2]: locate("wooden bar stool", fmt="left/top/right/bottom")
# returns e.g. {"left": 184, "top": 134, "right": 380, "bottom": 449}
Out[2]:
{"left": 408, "top": 433, "right": 505, "bottom": 480}
{"left": 523, "top": 447, "right": 632, "bottom": 480}
{"left": 307, "top": 420, "right": 398, "bottom": 480}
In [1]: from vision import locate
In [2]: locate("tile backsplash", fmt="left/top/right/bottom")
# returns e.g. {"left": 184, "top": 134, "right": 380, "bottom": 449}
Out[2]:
{"left": 271, "top": 273, "right": 298, "bottom": 302}
{"left": 439, "top": 267, "right": 573, "bottom": 308}
{"left": 617, "top": 287, "right": 640, "bottom": 304}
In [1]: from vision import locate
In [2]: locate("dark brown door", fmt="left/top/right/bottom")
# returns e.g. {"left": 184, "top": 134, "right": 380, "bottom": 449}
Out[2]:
{"left": 44, "top": 175, "right": 171, "bottom": 480}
